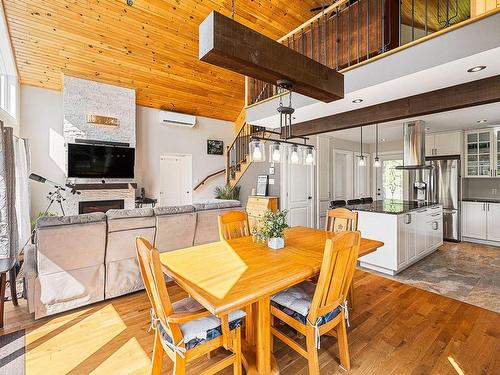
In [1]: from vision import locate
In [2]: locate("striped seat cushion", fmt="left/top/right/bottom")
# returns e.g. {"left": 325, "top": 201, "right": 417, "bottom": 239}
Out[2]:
{"left": 271, "top": 281, "right": 341, "bottom": 325}
{"left": 158, "top": 297, "right": 245, "bottom": 350}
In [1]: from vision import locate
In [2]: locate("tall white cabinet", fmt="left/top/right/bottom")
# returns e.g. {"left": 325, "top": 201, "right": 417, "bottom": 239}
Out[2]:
{"left": 464, "top": 128, "right": 500, "bottom": 178}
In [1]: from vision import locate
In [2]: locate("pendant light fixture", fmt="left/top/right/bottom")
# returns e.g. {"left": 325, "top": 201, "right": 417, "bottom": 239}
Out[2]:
{"left": 358, "top": 126, "right": 366, "bottom": 167}
{"left": 248, "top": 80, "right": 316, "bottom": 166}
{"left": 374, "top": 123, "right": 381, "bottom": 168}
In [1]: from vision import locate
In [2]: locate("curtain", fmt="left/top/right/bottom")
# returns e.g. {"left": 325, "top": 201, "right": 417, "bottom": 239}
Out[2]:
{"left": 0, "top": 122, "right": 18, "bottom": 272}
{"left": 14, "top": 136, "right": 31, "bottom": 256}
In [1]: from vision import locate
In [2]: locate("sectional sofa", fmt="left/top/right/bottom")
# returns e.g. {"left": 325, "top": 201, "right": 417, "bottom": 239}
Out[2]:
{"left": 24, "top": 200, "right": 243, "bottom": 319}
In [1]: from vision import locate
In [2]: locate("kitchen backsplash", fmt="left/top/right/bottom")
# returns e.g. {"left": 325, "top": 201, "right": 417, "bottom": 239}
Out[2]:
{"left": 463, "top": 178, "right": 500, "bottom": 200}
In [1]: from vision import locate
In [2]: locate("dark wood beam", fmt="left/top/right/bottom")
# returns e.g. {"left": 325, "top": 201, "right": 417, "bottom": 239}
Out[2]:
{"left": 199, "top": 11, "right": 344, "bottom": 103}
{"left": 292, "top": 75, "right": 500, "bottom": 136}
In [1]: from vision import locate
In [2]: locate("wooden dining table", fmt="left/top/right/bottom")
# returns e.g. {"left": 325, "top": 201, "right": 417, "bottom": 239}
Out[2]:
{"left": 159, "top": 226, "right": 384, "bottom": 374}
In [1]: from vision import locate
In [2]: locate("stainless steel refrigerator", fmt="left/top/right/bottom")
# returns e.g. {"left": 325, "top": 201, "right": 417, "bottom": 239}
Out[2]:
{"left": 408, "top": 156, "right": 461, "bottom": 242}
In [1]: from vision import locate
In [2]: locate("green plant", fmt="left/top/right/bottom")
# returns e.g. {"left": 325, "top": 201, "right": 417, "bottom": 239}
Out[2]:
{"left": 214, "top": 183, "right": 241, "bottom": 200}
{"left": 257, "top": 209, "right": 289, "bottom": 240}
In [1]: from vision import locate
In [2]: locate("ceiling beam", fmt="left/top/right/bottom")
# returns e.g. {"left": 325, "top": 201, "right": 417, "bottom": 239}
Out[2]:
{"left": 292, "top": 75, "right": 500, "bottom": 136}
{"left": 199, "top": 11, "right": 344, "bottom": 103}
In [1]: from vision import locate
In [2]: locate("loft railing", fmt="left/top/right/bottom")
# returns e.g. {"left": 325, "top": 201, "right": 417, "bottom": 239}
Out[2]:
{"left": 247, "top": 0, "right": 472, "bottom": 106}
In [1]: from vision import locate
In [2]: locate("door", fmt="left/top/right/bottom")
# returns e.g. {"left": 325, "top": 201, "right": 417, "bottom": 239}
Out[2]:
{"left": 159, "top": 154, "right": 192, "bottom": 206}
{"left": 282, "top": 146, "right": 314, "bottom": 227}
{"left": 317, "top": 136, "right": 331, "bottom": 229}
{"left": 462, "top": 201, "right": 487, "bottom": 239}
{"left": 375, "top": 154, "right": 404, "bottom": 200}
{"left": 332, "top": 149, "right": 353, "bottom": 200}
{"left": 354, "top": 152, "right": 371, "bottom": 198}
{"left": 486, "top": 203, "right": 500, "bottom": 241}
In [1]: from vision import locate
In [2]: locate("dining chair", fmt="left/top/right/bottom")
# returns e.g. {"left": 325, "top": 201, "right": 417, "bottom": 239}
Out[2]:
{"left": 270, "top": 231, "right": 361, "bottom": 374}
{"left": 218, "top": 211, "right": 251, "bottom": 241}
{"left": 135, "top": 237, "right": 244, "bottom": 375}
{"left": 217, "top": 211, "right": 254, "bottom": 343}
{"left": 330, "top": 200, "right": 346, "bottom": 208}
{"left": 325, "top": 208, "right": 358, "bottom": 309}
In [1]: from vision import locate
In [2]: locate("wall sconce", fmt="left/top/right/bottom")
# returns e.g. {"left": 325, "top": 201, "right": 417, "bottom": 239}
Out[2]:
{"left": 86, "top": 114, "right": 119, "bottom": 127}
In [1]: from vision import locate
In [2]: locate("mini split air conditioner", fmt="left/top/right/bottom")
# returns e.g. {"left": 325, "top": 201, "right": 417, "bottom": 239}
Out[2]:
{"left": 159, "top": 110, "right": 196, "bottom": 128}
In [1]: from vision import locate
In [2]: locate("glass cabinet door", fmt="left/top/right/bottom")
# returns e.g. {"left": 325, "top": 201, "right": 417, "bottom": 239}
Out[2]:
{"left": 466, "top": 131, "right": 491, "bottom": 177}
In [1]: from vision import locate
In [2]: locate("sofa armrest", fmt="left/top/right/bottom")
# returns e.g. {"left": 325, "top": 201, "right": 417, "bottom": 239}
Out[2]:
{"left": 23, "top": 243, "right": 38, "bottom": 279}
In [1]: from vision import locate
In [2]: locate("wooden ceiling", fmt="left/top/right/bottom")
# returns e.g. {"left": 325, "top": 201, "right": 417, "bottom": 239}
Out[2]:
{"left": 3, "top": 0, "right": 324, "bottom": 121}
{"left": 401, "top": 0, "right": 470, "bottom": 32}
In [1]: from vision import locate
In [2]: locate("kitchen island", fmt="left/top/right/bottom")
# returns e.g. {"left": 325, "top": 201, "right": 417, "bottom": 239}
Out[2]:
{"left": 348, "top": 200, "right": 443, "bottom": 275}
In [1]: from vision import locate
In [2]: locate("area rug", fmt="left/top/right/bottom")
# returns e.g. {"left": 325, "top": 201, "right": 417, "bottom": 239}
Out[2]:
{"left": 0, "top": 329, "right": 25, "bottom": 375}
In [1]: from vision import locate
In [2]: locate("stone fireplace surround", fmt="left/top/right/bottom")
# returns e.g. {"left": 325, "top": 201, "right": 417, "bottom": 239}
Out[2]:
{"left": 62, "top": 76, "right": 137, "bottom": 216}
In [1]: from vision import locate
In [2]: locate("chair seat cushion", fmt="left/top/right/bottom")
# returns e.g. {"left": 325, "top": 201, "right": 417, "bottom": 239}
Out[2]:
{"left": 159, "top": 297, "right": 245, "bottom": 350}
{"left": 271, "top": 281, "right": 341, "bottom": 325}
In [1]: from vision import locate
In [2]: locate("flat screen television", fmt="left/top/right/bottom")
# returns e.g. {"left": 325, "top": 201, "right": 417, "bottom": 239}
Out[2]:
{"left": 68, "top": 143, "right": 135, "bottom": 179}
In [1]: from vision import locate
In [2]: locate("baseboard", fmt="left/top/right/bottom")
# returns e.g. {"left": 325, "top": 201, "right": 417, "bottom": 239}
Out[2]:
{"left": 462, "top": 237, "right": 500, "bottom": 247}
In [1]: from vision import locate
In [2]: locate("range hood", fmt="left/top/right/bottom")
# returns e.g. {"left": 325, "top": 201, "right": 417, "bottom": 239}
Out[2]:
{"left": 396, "top": 120, "right": 432, "bottom": 170}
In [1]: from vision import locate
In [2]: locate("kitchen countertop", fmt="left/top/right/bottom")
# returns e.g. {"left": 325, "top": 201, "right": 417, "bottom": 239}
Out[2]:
{"left": 346, "top": 200, "right": 441, "bottom": 215}
{"left": 462, "top": 198, "right": 500, "bottom": 203}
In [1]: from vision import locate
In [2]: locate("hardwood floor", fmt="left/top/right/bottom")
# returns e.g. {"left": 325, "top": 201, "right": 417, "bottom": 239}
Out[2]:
{"left": 1, "top": 271, "right": 499, "bottom": 374}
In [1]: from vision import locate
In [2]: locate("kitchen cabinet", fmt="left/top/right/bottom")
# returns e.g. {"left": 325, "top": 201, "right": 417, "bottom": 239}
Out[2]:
{"left": 464, "top": 129, "right": 499, "bottom": 178}
{"left": 425, "top": 131, "right": 463, "bottom": 157}
{"left": 332, "top": 149, "right": 354, "bottom": 201}
{"left": 462, "top": 201, "right": 500, "bottom": 241}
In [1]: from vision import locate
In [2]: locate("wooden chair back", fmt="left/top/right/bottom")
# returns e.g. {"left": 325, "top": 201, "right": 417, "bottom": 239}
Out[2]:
{"left": 308, "top": 231, "right": 361, "bottom": 322}
{"left": 325, "top": 208, "right": 358, "bottom": 233}
{"left": 135, "top": 237, "right": 182, "bottom": 341}
{"left": 218, "top": 211, "right": 251, "bottom": 241}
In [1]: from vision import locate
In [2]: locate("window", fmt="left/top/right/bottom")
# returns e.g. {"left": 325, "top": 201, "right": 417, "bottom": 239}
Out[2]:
{"left": 0, "top": 4, "right": 18, "bottom": 123}
{"left": 382, "top": 159, "right": 403, "bottom": 200}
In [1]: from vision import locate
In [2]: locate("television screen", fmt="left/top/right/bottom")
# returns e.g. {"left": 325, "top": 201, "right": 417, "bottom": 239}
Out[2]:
{"left": 68, "top": 143, "right": 135, "bottom": 179}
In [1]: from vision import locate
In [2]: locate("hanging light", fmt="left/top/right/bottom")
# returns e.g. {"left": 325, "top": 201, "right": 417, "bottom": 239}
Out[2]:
{"left": 290, "top": 146, "right": 301, "bottom": 164}
{"left": 358, "top": 126, "right": 366, "bottom": 167}
{"left": 277, "top": 80, "right": 295, "bottom": 141}
{"left": 249, "top": 139, "right": 266, "bottom": 162}
{"left": 269, "top": 142, "right": 282, "bottom": 163}
{"left": 304, "top": 146, "right": 316, "bottom": 165}
{"left": 374, "top": 123, "right": 381, "bottom": 168}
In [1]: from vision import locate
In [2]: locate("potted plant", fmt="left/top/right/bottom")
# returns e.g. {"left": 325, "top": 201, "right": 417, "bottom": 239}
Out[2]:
{"left": 214, "top": 183, "right": 241, "bottom": 200}
{"left": 257, "top": 209, "right": 289, "bottom": 249}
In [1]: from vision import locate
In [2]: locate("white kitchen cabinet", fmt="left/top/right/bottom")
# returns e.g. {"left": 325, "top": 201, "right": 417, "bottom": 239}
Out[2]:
{"left": 317, "top": 136, "right": 331, "bottom": 228}
{"left": 415, "top": 208, "right": 430, "bottom": 256}
{"left": 462, "top": 201, "right": 488, "bottom": 239}
{"left": 486, "top": 203, "right": 500, "bottom": 242}
{"left": 354, "top": 152, "right": 371, "bottom": 197}
{"left": 465, "top": 129, "right": 495, "bottom": 178}
{"left": 495, "top": 128, "right": 500, "bottom": 178}
{"left": 426, "top": 131, "right": 463, "bottom": 157}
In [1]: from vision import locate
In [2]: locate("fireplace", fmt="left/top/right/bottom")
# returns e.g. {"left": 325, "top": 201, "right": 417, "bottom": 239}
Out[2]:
{"left": 79, "top": 200, "right": 124, "bottom": 214}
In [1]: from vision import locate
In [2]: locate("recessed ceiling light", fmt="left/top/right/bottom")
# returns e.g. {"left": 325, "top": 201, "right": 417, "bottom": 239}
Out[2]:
{"left": 477, "top": 119, "right": 487, "bottom": 123}
{"left": 380, "top": 138, "right": 386, "bottom": 142}
{"left": 352, "top": 98, "right": 363, "bottom": 104}
{"left": 467, "top": 65, "right": 486, "bottom": 73}
{"left": 425, "top": 127, "right": 430, "bottom": 131}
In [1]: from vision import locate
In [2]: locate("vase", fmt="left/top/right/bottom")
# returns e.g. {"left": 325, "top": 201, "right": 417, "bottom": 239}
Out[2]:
{"left": 268, "top": 237, "right": 284, "bottom": 250}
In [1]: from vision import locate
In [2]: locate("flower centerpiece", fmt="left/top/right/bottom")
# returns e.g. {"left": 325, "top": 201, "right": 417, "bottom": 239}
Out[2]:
{"left": 257, "top": 209, "right": 289, "bottom": 249}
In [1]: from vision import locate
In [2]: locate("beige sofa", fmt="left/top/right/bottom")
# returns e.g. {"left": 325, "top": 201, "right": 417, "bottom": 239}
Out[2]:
{"left": 25, "top": 200, "right": 242, "bottom": 319}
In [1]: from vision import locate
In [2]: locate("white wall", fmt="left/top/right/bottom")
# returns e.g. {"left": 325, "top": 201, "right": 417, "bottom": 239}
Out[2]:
{"left": 20, "top": 85, "right": 65, "bottom": 218}
{"left": 135, "top": 106, "right": 233, "bottom": 202}
{"left": 20, "top": 85, "right": 235, "bottom": 219}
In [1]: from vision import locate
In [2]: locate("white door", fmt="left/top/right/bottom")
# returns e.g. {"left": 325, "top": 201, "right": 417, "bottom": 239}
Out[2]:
{"left": 332, "top": 149, "right": 353, "bottom": 200}
{"left": 282, "top": 146, "right": 314, "bottom": 228}
{"left": 462, "top": 201, "right": 487, "bottom": 239}
{"left": 159, "top": 154, "right": 192, "bottom": 206}
{"left": 374, "top": 154, "right": 404, "bottom": 200}
{"left": 486, "top": 203, "right": 500, "bottom": 241}
{"left": 317, "top": 136, "right": 331, "bottom": 229}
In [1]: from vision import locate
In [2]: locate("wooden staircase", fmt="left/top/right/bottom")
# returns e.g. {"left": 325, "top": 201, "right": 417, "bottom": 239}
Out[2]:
{"left": 226, "top": 109, "right": 266, "bottom": 187}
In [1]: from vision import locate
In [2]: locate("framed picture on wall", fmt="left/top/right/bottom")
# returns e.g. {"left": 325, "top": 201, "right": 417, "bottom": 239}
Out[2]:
{"left": 207, "top": 139, "right": 224, "bottom": 155}
{"left": 256, "top": 175, "right": 269, "bottom": 196}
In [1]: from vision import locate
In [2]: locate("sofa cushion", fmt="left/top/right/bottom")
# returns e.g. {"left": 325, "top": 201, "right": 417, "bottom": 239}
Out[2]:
{"left": 107, "top": 216, "right": 156, "bottom": 233}
{"left": 154, "top": 205, "right": 195, "bottom": 216}
{"left": 37, "top": 212, "right": 106, "bottom": 228}
{"left": 155, "top": 213, "right": 197, "bottom": 252}
{"left": 106, "top": 226, "right": 156, "bottom": 262}
{"left": 105, "top": 258, "right": 144, "bottom": 299}
{"left": 193, "top": 200, "right": 241, "bottom": 211}
{"left": 158, "top": 297, "right": 245, "bottom": 349}
{"left": 106, "top": 207, "right": 154, "bottom": 220}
